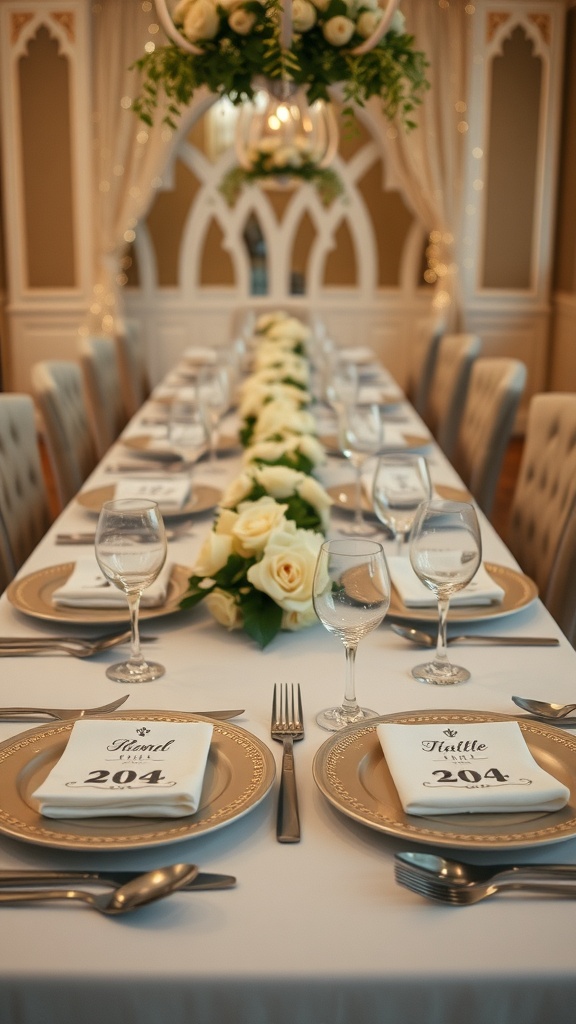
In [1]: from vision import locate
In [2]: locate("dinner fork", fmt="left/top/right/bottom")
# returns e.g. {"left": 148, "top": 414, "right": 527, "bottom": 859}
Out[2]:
{"left": 394, "top": 859, "right": 576, "bottom": 905}
{"left": 0, "top": 632, "right": 157, "bottom": 658}
{"left": 271, "top": 683, "right": 304, "bottom": 843}
{"left": 0, "top": 694, "right": 130, "bottom": 721}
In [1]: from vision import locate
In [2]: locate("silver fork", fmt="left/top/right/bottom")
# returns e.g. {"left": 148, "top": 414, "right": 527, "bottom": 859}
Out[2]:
{"left": 271, "top": 683, "right": 304, "bottom": 843}
{"left": 0, "top": 694, "right": 130, "bottom": 721}
{"left": 0, "top": 632, "right": 156, "bottom": 658}
{"left": 394, "top": 860, "right": 576, "bottom": 905}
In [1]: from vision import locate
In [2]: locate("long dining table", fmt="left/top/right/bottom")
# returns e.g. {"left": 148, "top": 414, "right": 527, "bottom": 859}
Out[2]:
{"left": 0, "top": 347, "right": 575, "bottom": 1024}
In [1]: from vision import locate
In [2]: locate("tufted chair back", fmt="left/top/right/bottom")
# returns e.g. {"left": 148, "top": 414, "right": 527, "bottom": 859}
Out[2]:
{"left": 545, "top": 499, "right": 576, "bottom": 646}
{"left": 507, "top": 393, "right": 576, "bottom": 640}
{"left": 451, "top": 358, "right": 527, "bottom": 518}
{"left": 423, "top": 333, "right": 482, "bottom": 458}
{"left": 114, "top": 320, "right": 150, "bottom": 419}
{"left": 0, "top": 394, "right": 52, "bottom": 591}
{"left": 79, "top": 336, "right": 127, "bottom": 458}
{"left": 31, "top": 361, "right": 97, "bottom": 510}
{"left": 406, "top": 317, "right": 445, "bottom": 417}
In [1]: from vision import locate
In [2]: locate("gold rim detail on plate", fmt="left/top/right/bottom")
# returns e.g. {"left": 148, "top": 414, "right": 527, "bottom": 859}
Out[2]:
{"left": 0, "top": 711, "right": 275, "bottom": 851}
{"left": 321, "top": 434, "right": 431, "bottom": 457}
{"left": 6, "top": 563, "right": 191, "bottom": 624}
{"left": 328, "top": 482, "right": 472, "bottom": 518}
{"left": 313, "top": 709, "right": 576, "bottom": 850}
{"left": 388, "top": 562, "right": 537, "bottom": 624}
{"left": 76, "top": 484, "right": 221, "bottom": 518}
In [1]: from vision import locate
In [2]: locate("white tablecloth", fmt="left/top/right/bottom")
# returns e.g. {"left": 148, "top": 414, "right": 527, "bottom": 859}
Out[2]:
{"left": 0, "top": 368, "right": 575, "bottom": 1024}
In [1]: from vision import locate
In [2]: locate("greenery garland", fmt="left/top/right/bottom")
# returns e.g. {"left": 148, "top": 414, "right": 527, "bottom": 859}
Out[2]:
{"left": 219, "top": 159, "right": 345, "bottom": 207}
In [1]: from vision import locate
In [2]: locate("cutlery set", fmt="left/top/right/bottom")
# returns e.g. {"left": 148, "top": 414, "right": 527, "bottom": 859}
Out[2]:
{"left": 394, "top": 851, "right": 576, "bottom": 904}
{"left": 0, "top": 630, "right": 158, "bottom": 658}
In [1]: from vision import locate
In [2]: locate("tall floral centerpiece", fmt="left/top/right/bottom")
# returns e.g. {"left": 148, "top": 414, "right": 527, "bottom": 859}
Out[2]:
{"left": 181, "top": 312, "right": 332, "bottom": 647}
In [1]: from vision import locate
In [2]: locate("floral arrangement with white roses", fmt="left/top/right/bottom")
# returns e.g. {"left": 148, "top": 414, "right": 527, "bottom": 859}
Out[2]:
{"left": 132, "top": 0, "right": 428, "bottom": 131}
{"left": 219, "top": 139, "right": 345, "bottom": 208}
{"left": 181, "top": 311, "right": 331, "bottom": 647}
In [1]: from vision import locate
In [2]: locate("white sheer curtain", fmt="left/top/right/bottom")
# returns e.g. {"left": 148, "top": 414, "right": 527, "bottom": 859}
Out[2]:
{"left": 90, "top": 0, "right": 176, "bottom": 331}
{"left": 381, "top": 0, "right": 474, "bottom": 328}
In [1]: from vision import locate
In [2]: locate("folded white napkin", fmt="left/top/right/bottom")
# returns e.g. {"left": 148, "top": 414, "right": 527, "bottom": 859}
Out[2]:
{"left": 114, "top": 478, "right": 191, "bottom": 513}
{"left": 33, "top": 719, "right": 213, "bottom": 818}
{"left": 387, "top": 556, "right": 505, "bottom": 607}
{"left": 52, "top": 559, "right": 173, "bottom": 609}
{"left": 377, "top": 721, "right": 570, "bottom": 815}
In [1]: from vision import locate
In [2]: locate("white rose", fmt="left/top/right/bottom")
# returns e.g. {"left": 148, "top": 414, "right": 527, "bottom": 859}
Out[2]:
{"left": 310, "top": 0, "right": 331, "bottom": 11}
{"left": 247, "top": 526, "right": 324, "bottom": 613}
{"left": 205, "top": 588, "right": 243, "bottom": 630}
{"left": 294, "top": 434, "right": 327, "bottom": 465}
{"left": 253, "top": 465, "right": 302, "bottom": 498}
{"left": 215, "top": 507, "right": 238, "bottom": 535}
{"left": 231, "top": 496, "right": 288, "bottom": 557}
{"left": 173, "top": 0, "right": 196, "bottom": 24}
{"left": 229, "top": 8, "right": 256, "bottom": 32}
{"left": 389, "top": 10, "right": 406, "bottom": 34}
{"left": 194, "top": 530, "right": 233, "bottom": 577}
{"left": 243, "top": 439, "right": 286, "bottom": 465}
{"left": 322, "top": 15, "right": 355, "bottom": 46}
{"left": 253, "top": 403, "right": 317, "bottom": 441}
{"left": 255, "top": 310, "right": 289, "bottom": 333}
{"left": 292, "top": 0, "right": 317, "bottom": 31}
{"left": 266, "top": 317, "right": 311, "bottom": 343}
{"left": 356, "top": 9, "right": 382, "bottom": 38}
{"left": 296, "top": 474, "right": 333, "bottom": 519}
{"left": 281, "top": 604, "right": 318, "bottom": 630}
{"left": 221, "top": 471, "right": 254, "bottom": 508}
{"left": 183, "top": 0, "right": 220, "bottom": 41}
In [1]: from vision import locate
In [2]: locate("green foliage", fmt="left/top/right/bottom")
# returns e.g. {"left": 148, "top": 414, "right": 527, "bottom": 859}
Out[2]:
{"left": 219, "top": 161, "right": 345, "bottom": 208}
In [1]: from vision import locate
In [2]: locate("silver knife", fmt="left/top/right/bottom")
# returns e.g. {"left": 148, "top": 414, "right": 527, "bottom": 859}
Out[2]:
{"left": 0, "top": 707, "right": 244, "bottom": 721}
{"left": 0, "top": 870, "right": 236, "bottom": 890}
{"left": 515, "top": 714, "right": 576, "bottom": 728}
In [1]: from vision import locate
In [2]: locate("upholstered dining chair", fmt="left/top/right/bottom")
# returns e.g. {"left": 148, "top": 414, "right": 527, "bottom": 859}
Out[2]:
{"left": 507, "top": 392, "right": 576, "bottom": 645}
{"left": 114, "top": 319, "right": 150, "bottom": 419}
{"left": 423, "top": 332, "right": 482, "bottom": 459}
{"left": 451, "top": 357, "right": 527, "bottom": 518}
{"left": 31, "top": 360, "right": 97, "bottom": 510}
{"left": 79, "top": 335, "right": 127, "bottom": 458}
{"left": 0, "top": 394, "right": 52, "bottom": 590}
{"left": 406, "top": 318, "right": 445, "bottom": 417}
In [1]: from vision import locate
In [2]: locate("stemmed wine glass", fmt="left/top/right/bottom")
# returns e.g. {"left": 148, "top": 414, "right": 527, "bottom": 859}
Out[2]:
{"left": 338, "top": 402, "right": 383, "bottom": 534}
{"left": 168, "top": 390, "right": 209, "bottom": 478}
{"left": 197, "top": 365, "right": 230, "bottom": 465}
{"left": 325, "top": 359, "right": 358, "bottom": 412}
{"left": 313, "top": 538, "right": 391, "bottom": 731}
{"left": 95, "top": 498, "right": 167, "bottom": 683}
{"left": 372, "top": 453, "right": 432, "bottom": 554}
{"left": 409, "top": 499, "right": 482, "bottom": 685}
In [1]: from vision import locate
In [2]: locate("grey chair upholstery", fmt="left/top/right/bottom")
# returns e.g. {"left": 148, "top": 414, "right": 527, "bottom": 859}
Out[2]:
{"left": 114, "top": 319, "right": 150, "bottom": 419}
{"left": 406, "top": 318, "right": 445, "bottom": 417}
{"left": 79, "top": 336, "right": 127, "bottom": 458}
{"left": 451, "top": 358, "right": 527, "bottom": 518}
{"left": 31, "top": 361, "right": 97, "bottom": 510}
{"left": 507, "top": 393, "right": 576, "bottom": 645}
{"left": 424, "top": 332, "right": 482, "bottom": 459}
{"left": 0, "top": 394, "right": 52, "bottom": 590}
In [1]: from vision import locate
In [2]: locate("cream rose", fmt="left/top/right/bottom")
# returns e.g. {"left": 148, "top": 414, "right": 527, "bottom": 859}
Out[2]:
{"left": 183, "top": 0, "right": 220, "bottom": 41}
{"left": 357, "top": 9, "right": 382, "bottom": 38}
{"left": 194, "top": 530, "right": 233, "bottom": 577}
{"left": 281, "top": 605, "right": 319, "bottom": 630}
{"left": 322, "top": 15, "right": 355, "bottom": 46}
{"left": 255, "top": 310, "right": 289, "bottom": 333}
{"left": 173, "top": 0, "right": 196, "bottom": 24}
{"left": 229, "top": 7, "right": 256, "bottom": 33}
{"left": 231, "top": 496, "right": 288, "bottom": 557}
{"left": 253, "top": 402, "right": 317, "bottom": 441}
{"left": 292, "top": 0, "right": 317, "bottom": 31}
{"left": 205, "top": 588, "right": 243, "bottom": 630}
{"left": 296, "top": 474, "right": 333, "bottom": 527}
{"left": 253, "top": 465, "right": 303, "bottom": 498}
{"left": 389, "top": 10, "right": 406, "bottom": 34}
{"left": 266, "top": 317, "right": 312, "bottom": 344}
{"left": 220, "top": 471, "right": 254, "bottom": 508}
{"left": 247, "top": 525, "right": 324, "bottom": 614}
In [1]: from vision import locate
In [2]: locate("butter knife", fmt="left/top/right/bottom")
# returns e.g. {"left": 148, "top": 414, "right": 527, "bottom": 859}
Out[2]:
{"left": 0, "top": 707, "right": 244, "bottom": 721}
{"left": 0, "top": 870, "right": 236, "bottom": 890}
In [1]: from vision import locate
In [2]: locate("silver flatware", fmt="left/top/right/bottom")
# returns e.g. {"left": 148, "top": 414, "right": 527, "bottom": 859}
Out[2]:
{"left": 390, "top": 623, "right": 560, "bottom": 647}
{"left": 512, "top": 696, "right": 576, "bottom": 720}
{"left": 0, "top": 864, "right": 198, "bottom": 915}
{"left": 0, "top": 869, "right": 236, "bottom": 891}
{"left": 57, "top": 524, "right": 192, "bottom": 544}
{"left": 271, "top": 683, "right": 303, "bottom": 843}
{"left": 0, "top": 701, "right": 244, "bottom": 722}
{"left": 394, "top": 852, "right": 576, "bottom": 905}
{"left": 0, "top": 631, "right": 157, "bottom": 658}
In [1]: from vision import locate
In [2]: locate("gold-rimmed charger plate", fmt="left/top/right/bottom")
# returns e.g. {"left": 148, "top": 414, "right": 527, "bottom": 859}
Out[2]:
{"left": 388, "top": 562, "right": 538, "bottom": 624}
{"left": 320, "top": 434, "right": 431, "bottom": 457}
{"left": 6, "top": 563, "right": 191, "bottom": 625}
{"left": 313, "top": 709, "right": 576, "bottom": 850}
{"left": 328, "top": 482, "right": 471, "bottom": 518}
{"left": 0, "top": 711, "right": 275, "bottom": 851}
{"left": 123, "top": 432, "right": 240, "bottom": 456}
{"left": 76, "top": 484, "right": 221, "bottom": 518}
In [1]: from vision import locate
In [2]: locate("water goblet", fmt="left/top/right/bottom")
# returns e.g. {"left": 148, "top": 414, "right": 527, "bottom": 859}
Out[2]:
{"left": 372, "top": 453, "right": 432, "bottom": 554}
{"left": 95, "top": 498, "right": 167, "bottom": 683}
{"left": 408, "top": 499, "right": 482, "bottom": 685}
{"left": 338, "top": 402, "right": 383, "bottom": 534}
{"left": 313, "top": 538, "right": 391, "bottom": 731}
{"left": 197, "top": 365, "right": 230, "bottom": 465}
{"left": 168, "top": 390, "right": 209, "bottom": 476}
{"left": 325, "top": 359, "right": 359, "bottom": 412}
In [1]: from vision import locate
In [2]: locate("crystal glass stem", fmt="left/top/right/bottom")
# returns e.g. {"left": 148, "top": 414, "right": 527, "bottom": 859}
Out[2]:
{"left": 434, "top": 594, "right": 450, "bottom": 668}
{"left": 343, "top": 643, "right": 360, "bottom": 718}
{"left": 127, "top": 591, "right": 144, "bottom": 670}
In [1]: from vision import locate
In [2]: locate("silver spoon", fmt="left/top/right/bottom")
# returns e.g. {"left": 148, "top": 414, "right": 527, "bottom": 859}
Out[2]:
{"left": 0, "top": 863, "right": 199, "bottom": 915}
{"left": 390, "top": 624, "right": 560, "bottom": 647}
{"left": 512, "top": 696, "right": 576, "bottom": 720}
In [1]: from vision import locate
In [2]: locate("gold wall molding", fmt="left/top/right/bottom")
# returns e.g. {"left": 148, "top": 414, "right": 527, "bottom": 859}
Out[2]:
{"left": 50, "top": 11, "right": 75, "bottom": 42}
{"left": 10, "top": 12, "right": 34, "bottom": 44}
{"left": 528, "top": 13, "right": 551, "bottom": 47}
{"left": 487, "top": 12, "right": 511, "bottom": 43}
